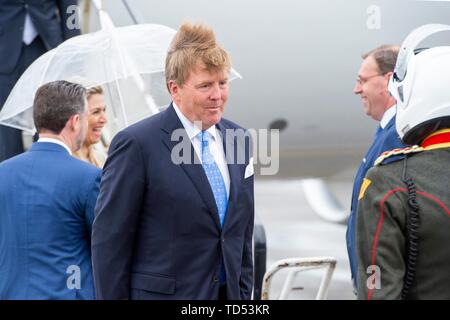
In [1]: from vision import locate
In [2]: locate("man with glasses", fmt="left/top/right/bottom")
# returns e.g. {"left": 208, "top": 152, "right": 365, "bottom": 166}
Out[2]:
{"left": 346, "top": 45, "right": 407, "bottom": 295}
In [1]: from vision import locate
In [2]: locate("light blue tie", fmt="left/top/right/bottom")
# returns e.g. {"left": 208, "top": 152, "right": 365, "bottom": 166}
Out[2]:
{"left": 200, "top": 131, "right": 228, "bottom": 227}
{"left": 200, "top": 130, "right": 228, "bottom": 286}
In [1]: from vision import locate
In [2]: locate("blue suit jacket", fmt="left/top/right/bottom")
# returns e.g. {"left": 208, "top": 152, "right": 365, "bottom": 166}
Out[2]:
{"left": 346, "top": 116, "right": 406, "bottom": 287}
{"left": 0, "top": 142, "right": 101, "bottom": 299}
{"left": 0, "top": 0, "right": 80, "bottom": 74}
{"left": 92, "top": 104, "right": 255, "bottom": 300}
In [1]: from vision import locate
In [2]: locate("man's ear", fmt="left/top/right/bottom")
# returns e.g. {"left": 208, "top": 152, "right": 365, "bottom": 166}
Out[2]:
{"left": 384, "top": 71, "right": 393, "bottom": 82}
{"left": 168, "top": 80, "right": 179, "bottom": 97}
{"left": 383, "top": 72, "right": 394, "bottom": 93}
{"left": 69, "top": 114, "right": 81, "bottom": 132}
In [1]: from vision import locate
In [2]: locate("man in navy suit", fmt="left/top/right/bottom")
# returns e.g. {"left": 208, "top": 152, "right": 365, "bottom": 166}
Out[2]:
{"left": 92, "top": 22, "right": 255, "bottom": 300}
{"left": 0, "top": 0, "right": 80, "bottom": 162}
{"left": 346, "top": 45, "right": 407, "bottom": 293}
{"left": 0, "top": 81, "right": 100, "bottom": 299}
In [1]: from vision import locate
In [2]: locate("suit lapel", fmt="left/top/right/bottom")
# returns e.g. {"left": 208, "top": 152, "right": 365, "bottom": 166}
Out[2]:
{"left": 160, "top": 104, "right": 222, "bottom": 230}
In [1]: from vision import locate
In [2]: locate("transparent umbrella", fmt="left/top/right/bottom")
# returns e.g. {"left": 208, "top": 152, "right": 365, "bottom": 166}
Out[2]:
{"left": 0, "top": 20, "right": 242, "bottom": 137}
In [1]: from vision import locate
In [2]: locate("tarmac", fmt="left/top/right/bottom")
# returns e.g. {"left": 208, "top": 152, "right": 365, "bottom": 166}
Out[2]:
{"left": 255, "top": 174, "right": 356, "bottom": 300}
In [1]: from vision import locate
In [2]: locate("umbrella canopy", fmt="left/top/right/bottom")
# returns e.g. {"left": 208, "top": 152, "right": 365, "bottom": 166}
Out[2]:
{"left": 0, "top": 22, "right": 242, "bottom": 135}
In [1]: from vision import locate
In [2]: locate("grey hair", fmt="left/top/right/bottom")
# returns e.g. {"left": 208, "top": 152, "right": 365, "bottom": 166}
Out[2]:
{"left": 33, "top": 80, "right": 87, "bottom": 134}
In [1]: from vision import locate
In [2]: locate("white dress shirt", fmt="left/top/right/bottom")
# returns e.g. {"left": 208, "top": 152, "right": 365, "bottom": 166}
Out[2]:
{"left": 173, "top": 102, "right": 230, "bottom": 199}
{"left": 23, "top": 13, "right": 38, "bottom": 45}
{"left": 380, "top": 105, "right": 397, "bottom": 129}
{"left": 362, "top": 105, "right": 397, "bottom": 164}
{"left": 38, "top": 138, "right": 72, "bottom": 155}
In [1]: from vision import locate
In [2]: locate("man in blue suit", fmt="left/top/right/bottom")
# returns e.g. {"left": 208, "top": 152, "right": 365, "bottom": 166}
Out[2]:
{"left": 92, "top": 22, "right": 255, "bottom": 300}
{"left": 0, "top": 81, "right": 100, "bottom": 299}
{"left": 346, "top": 45, "right": 407, "bottom": 293}
{"left": 0, "top": 0, "right": 80, "bottom": 162}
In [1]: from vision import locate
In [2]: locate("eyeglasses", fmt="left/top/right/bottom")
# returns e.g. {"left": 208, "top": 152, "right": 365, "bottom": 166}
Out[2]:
{"left": 356, "top": 74, "right": 384, "bottom": 86}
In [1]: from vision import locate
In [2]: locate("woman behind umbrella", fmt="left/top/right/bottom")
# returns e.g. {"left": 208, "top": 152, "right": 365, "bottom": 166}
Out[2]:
{"left": 74, "top": 86, "right": 108, "bottom": 168}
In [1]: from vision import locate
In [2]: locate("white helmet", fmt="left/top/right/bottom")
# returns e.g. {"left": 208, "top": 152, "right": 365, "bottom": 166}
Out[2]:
{"left": 389, "top": 24, "right": 450, "bottom": 145}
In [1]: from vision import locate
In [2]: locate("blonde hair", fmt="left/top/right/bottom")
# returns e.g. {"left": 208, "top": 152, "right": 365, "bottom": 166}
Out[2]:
{"left": 165, "top": 22, "right": 231, "bottom": 89}
{"left": 73, "top": 145, "right": 106, "bottom": 168}
{"left": 86, "top": 85, "right": 103, "bottom": 99}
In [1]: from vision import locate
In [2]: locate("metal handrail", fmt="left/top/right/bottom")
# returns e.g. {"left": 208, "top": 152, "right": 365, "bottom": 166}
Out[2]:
{"left": 262, "top": 257, "right": 337, "bottom": 300}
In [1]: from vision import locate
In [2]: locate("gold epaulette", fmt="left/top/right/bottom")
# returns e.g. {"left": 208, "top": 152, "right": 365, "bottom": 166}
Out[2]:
{"left": 374, "top": 145, "right": 424, "bottom": 166}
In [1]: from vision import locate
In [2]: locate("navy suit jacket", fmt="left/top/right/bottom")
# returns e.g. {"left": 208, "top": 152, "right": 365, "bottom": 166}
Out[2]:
{"left": 346, "top": 115, "right": 406, "bottom": 287}
{"left": 0, "top": 0, "right": 80, "bottom": 74}
{"left": 92, "top": 104, "right": 255, "bottom": 300}
{"left": 0, "top": 142, "right": 101, "bottom": 299}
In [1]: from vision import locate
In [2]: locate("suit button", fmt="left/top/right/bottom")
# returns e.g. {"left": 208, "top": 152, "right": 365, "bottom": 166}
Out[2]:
{"left": 221, "top": 238, "right": 225, "bottom": 243}
{"left": 213, "top": 276, "right": 219, "bottom": 283}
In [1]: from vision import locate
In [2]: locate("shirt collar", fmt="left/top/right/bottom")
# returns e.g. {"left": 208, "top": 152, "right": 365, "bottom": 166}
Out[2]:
{"left": 172, "top": 102, "right": 218, "bottom": 141}
{"left": 380, "top": 105, "right": 396, "bottom": 129}
{"left": 37, "top": 138, "right": 72, "bottom": 155}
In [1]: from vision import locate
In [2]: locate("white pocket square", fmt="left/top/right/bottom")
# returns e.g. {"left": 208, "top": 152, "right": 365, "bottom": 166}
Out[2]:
{"left": 244, "top": 157, "right": 254, "bottom": 179}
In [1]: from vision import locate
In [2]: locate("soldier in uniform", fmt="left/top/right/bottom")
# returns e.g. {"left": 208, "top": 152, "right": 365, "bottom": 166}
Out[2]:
{"left": 356, "top": 25, "right": 450, "bottom": 300}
